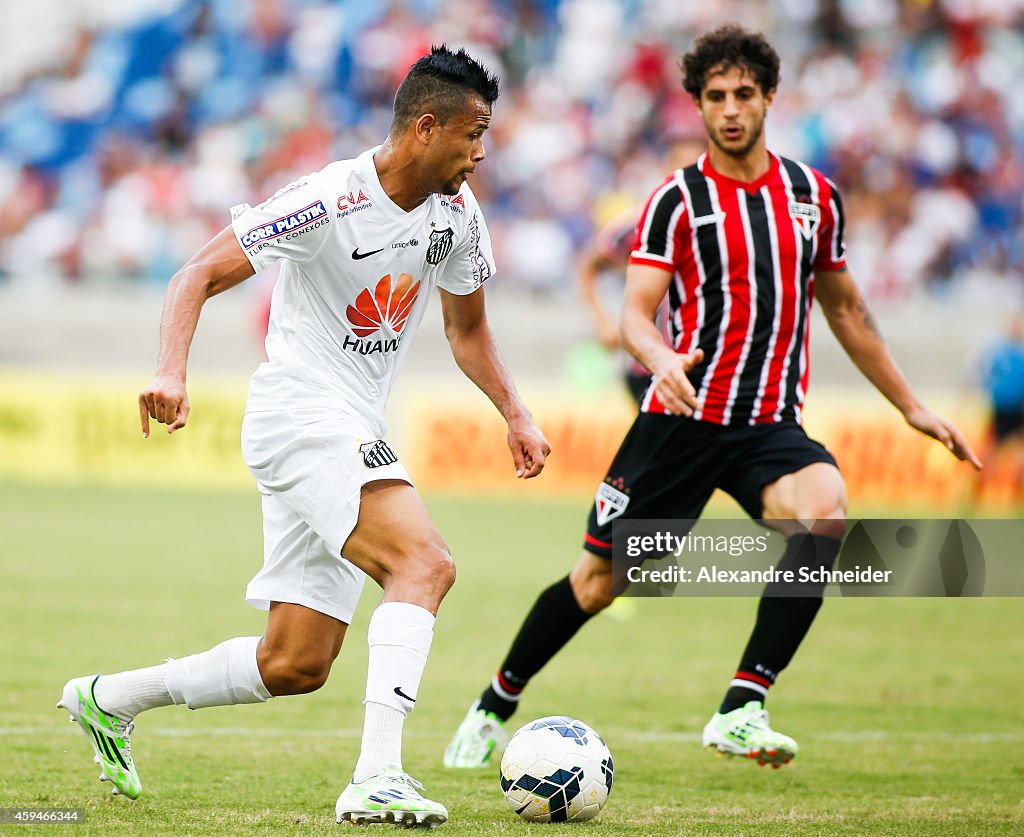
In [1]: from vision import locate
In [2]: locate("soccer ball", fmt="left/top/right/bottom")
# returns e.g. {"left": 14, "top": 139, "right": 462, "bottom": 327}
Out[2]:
{"left": 499, "top": 716, "right": 613, "bottom": 822}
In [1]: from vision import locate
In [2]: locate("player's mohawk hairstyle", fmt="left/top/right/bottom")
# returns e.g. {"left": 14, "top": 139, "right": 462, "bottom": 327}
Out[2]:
{"left": 681, "top": 24, "right": 780, "bottom": 98}
{"left": 391, "top": 45, "right": 500, "bottom": 131}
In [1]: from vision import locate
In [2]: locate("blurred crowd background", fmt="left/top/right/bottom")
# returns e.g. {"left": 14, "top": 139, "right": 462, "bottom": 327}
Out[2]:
{"left": 1, "top": 0, "right": 1022, "bottom": 305}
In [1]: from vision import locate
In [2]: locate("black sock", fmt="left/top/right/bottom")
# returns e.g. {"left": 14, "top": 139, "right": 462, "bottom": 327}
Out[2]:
{"left": 719, "top": 533, "right": 841, "bottom": 714}
{"left": 478, "top": 576, "right": 594, "bottom": 721}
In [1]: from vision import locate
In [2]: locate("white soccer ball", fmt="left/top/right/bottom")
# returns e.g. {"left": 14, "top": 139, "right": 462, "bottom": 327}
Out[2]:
{"left": 499, "top": 716, "right": 614, "bottom": 823}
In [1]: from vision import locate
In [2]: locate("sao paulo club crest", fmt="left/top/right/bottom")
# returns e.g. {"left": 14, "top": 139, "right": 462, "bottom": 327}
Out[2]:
{"left": 788, "top": 198, "right": 821, "bottom": 240}
{"left": 595, "top": 482, "right": 629, "bottom": 526}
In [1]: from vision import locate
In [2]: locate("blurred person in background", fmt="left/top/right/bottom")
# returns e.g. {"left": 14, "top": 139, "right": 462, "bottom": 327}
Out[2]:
{"left": 2, "top": 0, "right": 1019, "bottom": 304}
{"left": 445, "top": 23, "right": 981, "bottom": 774}
{"left": 975, "top": 312, "right": 1024, "bottom": 503}
{"left": 577, "top": 137, "right": 704, "bottom": 403}
{"left": 58, "top": 45, "right": 549, "bottom": 828}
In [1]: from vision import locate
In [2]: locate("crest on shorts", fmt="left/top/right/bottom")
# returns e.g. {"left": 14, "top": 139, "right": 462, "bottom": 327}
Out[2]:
{"left": 788, "top": 199, "right": 821, "bottom": 240}
{"left": 595, "top": 482, "right": 629, "bottom": 526}
{"left": 360, "top": 440, "right": 398, "bottom": 469}
{"left": 426, "top": 227, "right": 455, "bottom": 264}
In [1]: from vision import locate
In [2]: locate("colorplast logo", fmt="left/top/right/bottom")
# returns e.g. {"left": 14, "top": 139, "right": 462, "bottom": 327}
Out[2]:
{"left": 240, "top": 200, "right": 328, "bottom": 249}
{"left": 343, "top": 273, "right": 421, "bottom": 355}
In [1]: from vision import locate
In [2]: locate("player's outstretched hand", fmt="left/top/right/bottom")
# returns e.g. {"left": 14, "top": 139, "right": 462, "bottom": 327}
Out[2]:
{"left": 507, "top": 415, "right": 551, "bottom": 479}
{"left": 904, "top": 404, "right": 982, "bottom": 470}
{"left": 651, "top": 349, "right": 704, "bottom": 416}
{"left": 139, "top": 376, "right": 190, "bottom": 438}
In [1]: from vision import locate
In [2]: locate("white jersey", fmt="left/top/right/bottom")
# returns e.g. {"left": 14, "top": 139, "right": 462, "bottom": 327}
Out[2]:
{"left": 230, "top": 147, "right": 495, "bottom": 435}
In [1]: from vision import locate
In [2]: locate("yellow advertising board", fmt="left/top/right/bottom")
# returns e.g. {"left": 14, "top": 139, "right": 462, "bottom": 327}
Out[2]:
{"left": 397, "top": 384, "right": 999, "bottom": 512}
{"left": 0, "top": 369, "right": 1010, "bottom": 512}
{"left": 0, "top": 370, "right": 250, "bottom": 490}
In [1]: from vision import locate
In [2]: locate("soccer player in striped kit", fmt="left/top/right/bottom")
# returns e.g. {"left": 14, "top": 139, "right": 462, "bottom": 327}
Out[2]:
{"left": 446, "top": 24, "right": 980, "bottom": 770}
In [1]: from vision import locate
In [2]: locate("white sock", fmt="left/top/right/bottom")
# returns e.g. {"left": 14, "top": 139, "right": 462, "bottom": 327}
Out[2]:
{"left": 352, "top": 603, "right": 435, "bottom": 782}
{"left": 93, "top": 664, "right": 173, "bottom": 721}
{"left": 353, "top": 702, "right": 405, "bottom": 783}
{"left": 165, "top": 636, "right": 272, "bottom": 710}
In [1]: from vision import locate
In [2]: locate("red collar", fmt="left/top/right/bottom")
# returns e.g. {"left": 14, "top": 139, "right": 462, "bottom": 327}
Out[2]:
{"left": 700, "top": 152, "right": 780, "bottom": 193}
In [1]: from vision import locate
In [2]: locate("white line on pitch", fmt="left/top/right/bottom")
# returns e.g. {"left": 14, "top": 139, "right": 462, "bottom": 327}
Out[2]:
{"left": 625, "top": 730, "right": 1024, "bottom": 743}
{"left": 10, "top": 727, "right": 1024, "bottom": 742}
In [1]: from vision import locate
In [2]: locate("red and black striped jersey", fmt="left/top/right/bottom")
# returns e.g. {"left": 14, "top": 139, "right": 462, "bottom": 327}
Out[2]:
{"left": 629, "top": 152, "right": 847, "bottom": 425}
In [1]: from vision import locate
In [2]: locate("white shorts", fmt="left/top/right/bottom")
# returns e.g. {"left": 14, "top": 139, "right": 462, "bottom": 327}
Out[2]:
{"left": 240, "top": 409, "right": 412, "bottom": 624}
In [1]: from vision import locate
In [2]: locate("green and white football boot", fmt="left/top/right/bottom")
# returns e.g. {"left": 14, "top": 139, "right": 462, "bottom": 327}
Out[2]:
{"left": 442, "top": 700, "right": 507, "bottom": 769}
{"left": 336, "top": 766, "right": 447, "bottom": 828}
{"left": 702, "top": 700, "right": 797, "bottom": 768}
{"left": 58, "top": 675, "right": 141, "bottom": 798}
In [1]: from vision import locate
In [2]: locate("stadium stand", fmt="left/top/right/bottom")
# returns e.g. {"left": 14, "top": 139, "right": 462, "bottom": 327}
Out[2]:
{"left": 0, "top": 0, "right": 1020, "bottom": 305}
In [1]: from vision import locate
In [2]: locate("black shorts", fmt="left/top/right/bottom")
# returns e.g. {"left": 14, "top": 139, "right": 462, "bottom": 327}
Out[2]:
{"left": 584, "top": 414, "right": 837, "bottom": 558}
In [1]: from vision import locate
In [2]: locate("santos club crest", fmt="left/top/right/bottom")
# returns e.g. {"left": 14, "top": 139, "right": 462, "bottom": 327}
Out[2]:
{"left": 426, "top": 227, "right": 455, "bottom": 264}
{"left": 360, "top": 440, "right": 399, "bottom": 469}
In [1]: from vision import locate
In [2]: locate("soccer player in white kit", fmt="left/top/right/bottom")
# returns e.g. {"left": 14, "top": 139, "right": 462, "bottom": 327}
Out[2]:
{"left": 57, "top": 46, "right": 549, "bottom": 828}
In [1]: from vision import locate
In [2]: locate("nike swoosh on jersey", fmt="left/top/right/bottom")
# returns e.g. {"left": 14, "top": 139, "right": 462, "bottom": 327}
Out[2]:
{"left": 393, "top": 686, "right": 416, "bottom": 703}
{"left": 352, "top": 246, "right": 385, "bottom": 260}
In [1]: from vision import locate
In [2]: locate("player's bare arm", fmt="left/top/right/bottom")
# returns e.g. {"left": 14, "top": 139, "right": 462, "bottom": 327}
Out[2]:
{"left": 576, "top": 246, "right": 620, "bottom": 350}
{"left": 815, "top": 267, "right": 981, "bottom": 469}
{"left": 438, "top": 286, "right": 550, "bottom": 478}
{"left": 622, "top": 264, "right": 704, "bottom": 416}
{"left": 139, "top": 226, "right": 255, "bottom": 438}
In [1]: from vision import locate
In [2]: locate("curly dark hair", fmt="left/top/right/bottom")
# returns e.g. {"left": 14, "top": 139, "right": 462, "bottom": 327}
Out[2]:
{"left": 391, "top": 45, "right": 500, "bottom": 131}
{"left": 681, "top": 24, "right": 780, "bottom": 98}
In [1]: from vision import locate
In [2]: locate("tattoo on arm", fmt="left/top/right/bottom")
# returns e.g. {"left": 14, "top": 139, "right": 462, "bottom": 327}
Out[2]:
{"left": 856, "top": 300, "right": 883, "bottom": 340}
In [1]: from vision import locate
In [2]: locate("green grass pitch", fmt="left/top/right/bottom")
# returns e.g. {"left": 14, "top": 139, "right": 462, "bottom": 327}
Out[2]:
{"left": 1, "top": 482, "right": 1022, "bottom": 835}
